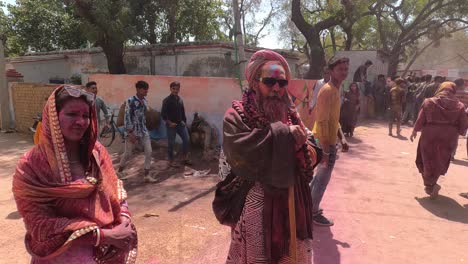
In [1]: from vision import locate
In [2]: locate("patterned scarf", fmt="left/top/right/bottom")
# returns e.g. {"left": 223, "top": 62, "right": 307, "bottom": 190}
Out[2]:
{"left": 235, "top": 89, "right": 316, "bottom": 179}
{"left": 12, "top": 85, "right": 137, "bottom": 263}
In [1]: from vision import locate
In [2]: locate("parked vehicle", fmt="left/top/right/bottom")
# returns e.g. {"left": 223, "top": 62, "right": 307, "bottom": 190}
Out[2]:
{"left": 99, "top": 109, "right": 125, "bottom": 147}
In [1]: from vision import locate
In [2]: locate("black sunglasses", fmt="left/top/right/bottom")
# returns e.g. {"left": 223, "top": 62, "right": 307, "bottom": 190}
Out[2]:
{"left": 259, "top": 77, "right": 288, "bottom": 88}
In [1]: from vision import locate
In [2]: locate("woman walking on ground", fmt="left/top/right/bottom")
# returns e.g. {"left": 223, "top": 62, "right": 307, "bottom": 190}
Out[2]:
{"left": 410, "top": 82, "right": 468, "bottom": 199}
{"left": 340, "top": 82, "right": 360, "bottom": 137}
{"left": 13, "top": 86, "right": 137, "bottom": 263}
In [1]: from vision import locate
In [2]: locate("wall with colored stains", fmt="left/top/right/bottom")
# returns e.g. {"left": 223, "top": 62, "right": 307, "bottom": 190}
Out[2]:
{"left": 89, "top": 74, "right": 318, "bottom": 143}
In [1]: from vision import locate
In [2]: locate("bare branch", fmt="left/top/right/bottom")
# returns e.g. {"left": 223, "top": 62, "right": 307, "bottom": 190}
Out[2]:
{"left": 401, "top": 18, "right": 468, "bottom": 45}
{"left": 291, "top": 0, "right": 315, "bottom": 39}
{"left": 304, "top": 6, "right": 325, "bottom": 16}
{"left": 253, "top": 2, "right": 275, "bottom": 46}
{"left": 402, "top": 25, "right": 468, "bottom": 75}
{"left": 316, "top": 16, "right": 343, "bottom": 31}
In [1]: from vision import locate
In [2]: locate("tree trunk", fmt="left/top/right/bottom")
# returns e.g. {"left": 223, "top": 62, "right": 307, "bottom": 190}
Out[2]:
{"left": 387, "top": 54, "right": 400, "bottom": 77}
{"left": 343, "top": 26, "right": 353, "bottom": 50}
{"left": 233, "top": 0, "right": 246, "bottom": 80}
{"left": 147, "top": 13, "right": 157, "bottom": 45}
{"left": 166, "top": 1, "right": 178, "bottom": 43}
{"left": 305, "top": 33, "right": 326, "bottom": 79}
{"left": 330, "top": 28, "right": 337, "bottom": 52}
{"left": 101, "top": 41, "right": 126, "bottom": 74}
{"left": 291, "top": 0, "right": 341, "bottom": 79}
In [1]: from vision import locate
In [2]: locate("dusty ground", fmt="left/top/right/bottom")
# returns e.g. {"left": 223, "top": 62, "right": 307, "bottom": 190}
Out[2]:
{"left": 0, "top": 121, "right": 467, "bottom": 264}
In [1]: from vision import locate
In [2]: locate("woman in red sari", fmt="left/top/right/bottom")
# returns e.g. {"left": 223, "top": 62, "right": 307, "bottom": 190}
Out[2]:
{"left": 410, "top": 82, "right": 468, "bottom": 199}
{"left": 13, "top": 85, "right": 138, "bottom": 263}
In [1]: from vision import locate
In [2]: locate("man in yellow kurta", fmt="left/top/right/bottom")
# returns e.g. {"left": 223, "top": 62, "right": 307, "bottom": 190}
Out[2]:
{"left": 311, "top": 57, "right": 350, "bottom": 226}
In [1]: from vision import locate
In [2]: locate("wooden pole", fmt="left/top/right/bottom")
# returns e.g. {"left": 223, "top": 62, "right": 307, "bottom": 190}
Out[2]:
{"left": 288, "top": 186, "right": 297, "bottom": 263}
{"left": 0, "top": 36, "right": 12, "bottom": 131}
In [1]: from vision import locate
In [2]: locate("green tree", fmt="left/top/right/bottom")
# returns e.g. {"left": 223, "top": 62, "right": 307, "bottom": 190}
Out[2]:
{"left": 291, "top": 0, "right": 356, "bottom": 79}
{"left": 131, "top": 0, "right": 227, "bottom": 45}
{"left": 66, "top": 0, "right": 135, "bottom": 74}
{"left": 6, "top": 0, "right": 87, "bottom": 56}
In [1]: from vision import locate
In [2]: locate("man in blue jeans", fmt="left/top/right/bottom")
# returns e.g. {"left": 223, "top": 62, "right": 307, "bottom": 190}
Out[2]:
{"left": 311, "top": 57, "right": 350, "bottom": 226}
{"left": 161, "top": 81, "right": 192, "bottom": 167}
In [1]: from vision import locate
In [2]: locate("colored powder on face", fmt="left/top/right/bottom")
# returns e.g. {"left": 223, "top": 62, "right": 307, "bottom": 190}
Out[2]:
{"left": 262, "top": 64, "right": 286, "bottom": 79}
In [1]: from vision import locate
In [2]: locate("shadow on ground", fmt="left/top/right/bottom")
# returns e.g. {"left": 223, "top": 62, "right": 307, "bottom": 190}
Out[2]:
{"left": 109, "top": 142, "right": 220, "bottom": 212}
{"left": 6, "top": 211, "right": 21, "bottom": 220}
{"left": 415, "top": 195, "right": 468, "bottom": 224}
{"left": 312, "top": 227, "right": 350, "bottom": 264}
{"left": 452, "top": 159, "right": 468, "bottom": 167}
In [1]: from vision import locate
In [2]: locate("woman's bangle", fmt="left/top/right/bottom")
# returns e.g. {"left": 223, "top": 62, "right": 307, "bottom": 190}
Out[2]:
{"left": 121, "top": 212, "right": 132, "bottom": 221}
{"left": 94, "top": 228, "right": 101, "bottom": 247}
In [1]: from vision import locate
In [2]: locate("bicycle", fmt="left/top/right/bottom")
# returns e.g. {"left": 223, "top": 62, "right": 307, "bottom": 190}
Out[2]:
{"left": 99, "top": 109, "right": 125, "bottom": 147}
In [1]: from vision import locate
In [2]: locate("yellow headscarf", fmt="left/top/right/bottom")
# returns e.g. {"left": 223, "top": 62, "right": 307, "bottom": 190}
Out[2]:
{"left": 435, "top": 82, "right": 456, "bottom": 98}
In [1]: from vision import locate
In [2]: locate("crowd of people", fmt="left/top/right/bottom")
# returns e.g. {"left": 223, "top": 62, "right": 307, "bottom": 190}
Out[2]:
{"left": 10, "top": 49, "right": 468, "bottom": 263}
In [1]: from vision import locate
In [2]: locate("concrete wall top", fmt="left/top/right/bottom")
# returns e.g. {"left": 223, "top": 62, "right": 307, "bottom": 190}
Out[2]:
{"left": 89, "top": 74, "right": 318, "bottom": 143}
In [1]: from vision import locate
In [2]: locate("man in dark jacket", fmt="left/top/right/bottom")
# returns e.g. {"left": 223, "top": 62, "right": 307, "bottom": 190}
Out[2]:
{"left": 161, "top": 81, "right": 191, "bottom": 167}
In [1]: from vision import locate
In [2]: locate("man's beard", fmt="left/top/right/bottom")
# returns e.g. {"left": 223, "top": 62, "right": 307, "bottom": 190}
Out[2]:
{"left": 257, "top": 92, "right": 289, "bottom": 123}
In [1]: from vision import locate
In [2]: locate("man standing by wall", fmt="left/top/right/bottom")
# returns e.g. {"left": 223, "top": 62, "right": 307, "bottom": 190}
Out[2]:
{"left": 161, "top": 81, "right": 191, "bottom": 167}
{"left": 118, "top": 80, "right": 156, "bottom": 183}
{"left": 353, "top": 60, "right": 373, "bottom": 118}
{"left": 374, "top": 74, "right": 387, "bottom": 118}
{"left": 311, "top": 56, "right": 350, "bottom": 226}
{"left": 85, "top": 81, "right": 110, "bottom": 133}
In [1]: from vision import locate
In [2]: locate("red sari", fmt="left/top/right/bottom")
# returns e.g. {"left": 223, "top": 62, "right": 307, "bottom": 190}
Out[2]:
{"left": 12, "top": 86, "right": 137, "bottom": 263}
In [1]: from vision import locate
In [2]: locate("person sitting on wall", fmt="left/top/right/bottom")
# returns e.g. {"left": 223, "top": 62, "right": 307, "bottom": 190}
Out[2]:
{"left": 353, "top": 60, "right": 373, "bottom": 118}
{"left": 190, "top": 112, "right": 220, "bottom": 160}
{"left": 161, "top": 81, "right": 192, "bottom": 167}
